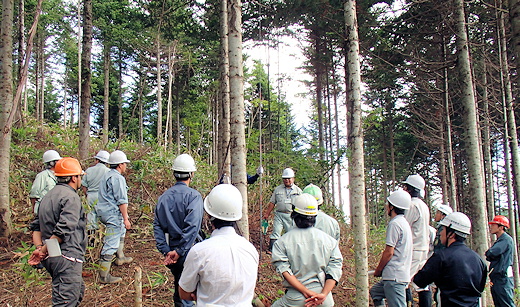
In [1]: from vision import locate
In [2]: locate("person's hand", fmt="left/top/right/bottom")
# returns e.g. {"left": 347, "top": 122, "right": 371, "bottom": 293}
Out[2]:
{"left": 124, "top": 218, "right": 131, "bottom": 230}
{"left": 374, "top": 268, "right": 382, "bottom": 277}
{"left": 28, "top": 248, "right": 47, "bottom": 266}
{"left": 256, "top": 166, "right": 264, "bottom": 175}
{"left": 305, "top": 293, "right": 327, "bottom": 307}
{"left": 262, "top": 212, "right": 269, "bottom": 220}
{"left": 164, "top": 250, "right": 180, "bottom": 265}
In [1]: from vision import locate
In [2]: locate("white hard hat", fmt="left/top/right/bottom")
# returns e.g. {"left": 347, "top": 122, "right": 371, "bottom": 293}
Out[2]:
{"left": 303, "top": 184, "right": 323, "bottom": 205}
{"left": 172, "top": 154, "right": 197, "bottom": 172}
{"left": 440, "top": 212, "right": 471, "bottom": 236}
{"left": 293, "top": 193, "right": 318, "bottom": 216}
{"left": 387, "top": 189, "right": 412, "bottom": 210}
{"left": 403, "top": 174, "right": 426, "bottom": 190}
{"left": 204, "top": 184, "right": 243, "bottom": 221}
{"left": 282, "top": 168, "right": 295, "bottom": 178}
{"left": 436, "top": 204, "right": 453, "bottom": 216}
{"left": 43, "top": 150, "right": 61, "bottom": 163}
{"left": 94, "top": 150, "right": 110, "bottom": 163}
{"left": 108, "top": 150, "right": 130, "bottom": 165}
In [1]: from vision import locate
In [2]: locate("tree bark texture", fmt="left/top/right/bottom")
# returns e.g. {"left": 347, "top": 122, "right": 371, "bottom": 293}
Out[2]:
{"left": 79, "top": 0, "right": 93, "bottom": 160}
{"left": 102, "top": 43, "right": 110, "bottom": 145}
{"left": 219, "top": 0, "right": 231, "bottom": 180}
{"left": 0, "top": 0, "right": 14, "bottom": 237}
{"left": 453, "top": 0, "right": 489, "bottom": 259}
{"left": 228, "top": 0, "right": 249, "bottom": 239}
{"left": 508, "top": 0, "right": 520, "bottom": 70}
{"left": 498, "top": 2, "right": 520, "bottom": 287}
{"left": 344, "top": 0, "right": 369, "bottom": 304}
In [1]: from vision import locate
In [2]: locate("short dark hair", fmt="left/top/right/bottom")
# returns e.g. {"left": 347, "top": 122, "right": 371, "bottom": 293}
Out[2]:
{"left": 174, "top": 172, "right": 191, "bottom": 181}
{"left": 109, "top": 164, "right": 118, "bottom": 169}
{"left": 393, "top": 206, "right": 406, "bottom": 215}
{"left": 405, "top": 183, "right": 421, "bottom": 197}
{"left": 211, "top": 218, "right": 236, "bottom": 229}
{"left": 291, "top": 212, "right": 316, "bottom": 228}
{"left": 56, "top": 176, "right": 72, "bottom": 184}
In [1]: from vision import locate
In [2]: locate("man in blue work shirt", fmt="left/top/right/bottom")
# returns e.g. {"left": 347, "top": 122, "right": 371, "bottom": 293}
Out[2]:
{"left": 413, "top": 212, "right": 487, "bottom": 306}
{"left": 486, "top": 215, "right": 515, "bottom": 307}
{"left": 154, "top": 153, "right": 203, "bottom": 307}
{"left": 96, "top": 150, "right": 133, "bottom": 284}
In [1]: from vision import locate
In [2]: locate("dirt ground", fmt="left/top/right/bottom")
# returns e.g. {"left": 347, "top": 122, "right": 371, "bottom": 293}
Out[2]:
{"left": 0, "top": 203, "right": 379, "bottom": 306}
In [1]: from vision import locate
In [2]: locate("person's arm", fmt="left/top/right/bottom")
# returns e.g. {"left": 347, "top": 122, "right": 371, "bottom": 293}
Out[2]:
{"left": 81, "top": 186, "right": 88, "bottom": 196}
{"left": 176, "top": 193, "right": 203, "bottom": 257}
{"left": 263, "top": 202, "right": 275, "bottom": 220}
{"left": 153, "top": 203, "right": 171, "bottom": 256}
{"left": 413, "top": 253, "right": 441, "bottom": 288}
{"left": 179, "top": 286, "right": 197, "bottom": 301}
{"left": 374, "top": 245, "right": 394, "bottom": 277}
{"left": 112, "top": 176, "right": 131, "bottom": 229}
{"left": 119, "top": 203, "right": 131, "bottom": 229}
{"left": 485, "top": 237, "right": 506, "bottom": 261}
{"left": 304, "top": 279, "right": 336, "bottom": 307}
{"left": 282, "top": 272, "right": 317, "bottom": 298}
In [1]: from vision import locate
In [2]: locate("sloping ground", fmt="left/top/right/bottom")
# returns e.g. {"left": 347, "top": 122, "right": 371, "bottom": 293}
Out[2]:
{"left": 0, "top": 124, "right": 384, "bottom": 306}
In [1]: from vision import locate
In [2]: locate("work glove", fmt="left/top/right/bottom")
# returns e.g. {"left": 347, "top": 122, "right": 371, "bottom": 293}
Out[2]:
{"left": 261, "top": 219, "right": 269, "bottom": 235}
{"left": 257, "top": 166, "right": 264, "bottom": 175}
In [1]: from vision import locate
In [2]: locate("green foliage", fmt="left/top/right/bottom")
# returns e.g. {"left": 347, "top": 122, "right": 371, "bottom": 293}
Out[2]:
{"left": 13, "top": 242, "right": 46, "bottom": 287}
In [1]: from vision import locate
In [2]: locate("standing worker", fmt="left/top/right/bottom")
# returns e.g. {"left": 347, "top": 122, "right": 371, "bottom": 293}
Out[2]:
{"left": 413, "top": 212, "right": 487, "bottom": 306}
{"left": 370, "top": 190, "right": 413, "bottom": 307}
{"left": 271, "top": 193, "right": 343, "bottom": 307}
{"left": 30, "top": 149, "right": 62, "bottom": 215}
{"left": 95, "top": 150, "right": 133, "bottom": 284}
{"left": 263, "top": 167, "right": 302, "bottom": 254}
{"left": 154, "top": 153, "right": 203, "bottom": 307}
{"left": 81, "top": 150, "right": 110, "bottom": 238}
{"left": 432, "top": 204, "right": 453, "bottom": 253}
{"left": 486, "top": 215, "right": 515, "bottom": 307}
{"left": 28, "top": 157, "right": 87, "bottom": 306}
{"left": 179, "top": 184, "right": 259, "bottom": 306}
{"left": 402, "top": 174, "right": 431, "bottom": 306}
{"left": 302, "top": 183, "right": 340, "bottom": 241}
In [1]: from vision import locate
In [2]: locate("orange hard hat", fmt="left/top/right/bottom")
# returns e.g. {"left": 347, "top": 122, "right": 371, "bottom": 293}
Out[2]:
{"left": 489, "top": 215, "right": 510, "bottom": 228}
{"left": 54, "top": 157, "right": 85, "bottom": 177}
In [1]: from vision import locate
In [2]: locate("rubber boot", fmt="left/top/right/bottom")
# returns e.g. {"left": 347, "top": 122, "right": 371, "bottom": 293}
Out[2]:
{"left": 418, "top": 290, "right": 432, "bottom": 307}
{"left": 114, "top": 239, "right": 133, "bottom": 266}
{"left": 267, "top": 239, "right": 276, "bottom": 255}
{"left": 99, "top": 260, "right": 122, "bottom": 284}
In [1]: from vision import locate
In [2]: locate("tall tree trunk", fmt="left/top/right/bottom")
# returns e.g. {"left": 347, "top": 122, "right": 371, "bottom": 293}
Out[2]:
{"left": 219, "top": 0, "right": 231, "bottom": 180}
{"left": 453, "top": 0, "right": 489, "bottom": 261}
{"left": 228, "top": 0, "right": 248, "bottom": 239}
{"left": 333, "top": 77, "right": 343, "bottom": 208}
{"left": 312, "top": 29, "right": 325, "bottom": 161}
{"left": 165, "top": 46, "right": 174, "bottom": 148}
{"left": 117, "top": 54, "right": 123, "bottom": 138}
{"left": 79, "top": 0, "right": 92, "bottom": 160}
{"left": 16, "top": 0, "right": 24, "bottom": 124}
{"left": 76, "top": 0, "right": 82, "bottom": 125}
{"left": 481, "top": 63, "right": 495, "bottom": 224}
{"left": 34, "top": 34, "right": 40, "bottom": 121}
{"left": 498, "top": 1, "right": 520, "bottom": 287}
{"left": 344, "top": 1, "right": 369, "bottom": 304}
{"left": 442, "top": 38, "right": 458, "bottom": 210}
{"left": 156, "top": 33, "right": 162, "bottom": 146}
{"left": 508, "top": 0, "right": 520, "bottom": 69}
{"left": 0, "top": 0, "right": 14, "bottom": 237}
{"left": 102, "top": 43, "right": 110, "bottom": 145}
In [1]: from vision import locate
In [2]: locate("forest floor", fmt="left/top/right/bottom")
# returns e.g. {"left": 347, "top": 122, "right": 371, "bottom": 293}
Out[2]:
{"left": 0, "top": 124, "right": 384, "bottom": 306}
{"left": 0, "top": 204, "right": 383, "bottom": 306}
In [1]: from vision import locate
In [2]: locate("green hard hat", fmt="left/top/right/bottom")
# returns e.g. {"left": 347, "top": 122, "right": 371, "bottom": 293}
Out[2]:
{"left": 303, "top": 184, "right": 323, "bottom": 205}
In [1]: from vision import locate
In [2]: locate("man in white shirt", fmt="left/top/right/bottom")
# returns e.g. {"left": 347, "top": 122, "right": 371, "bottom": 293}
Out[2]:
{"left": 179, "top": 184, "right": 259, "bottom": 306}
{"left": 403, "top": 174, "right": 431, "bottom": 306}
{"left": 370, "top": 189, "right": 413, "bottom": 307}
